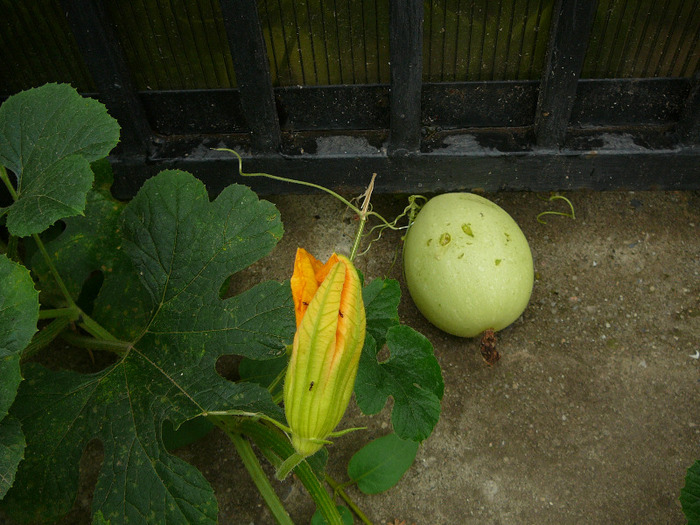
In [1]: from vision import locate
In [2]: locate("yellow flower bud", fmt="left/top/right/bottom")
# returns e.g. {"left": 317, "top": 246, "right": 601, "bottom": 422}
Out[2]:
{"left": 284, "top": 248, "right": 366, "bottom": 457}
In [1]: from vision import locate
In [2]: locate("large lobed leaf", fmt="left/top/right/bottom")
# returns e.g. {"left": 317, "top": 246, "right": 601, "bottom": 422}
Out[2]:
{"left": 356, "top": 277, "right": 444, "bottom": 442}
{"left": 0, "top": 255, "right": 38, "bottom": 419}
{"left": 2, "top": 171, "right": 296, "bottom": 524}
{"left": 682, "top": 460, "right": 700, "bottom": 524}
{"left": 354, "top": 326, "right": 444, "bottom": 443}
{"left": 347, "top": 432, "right": 419, "bottom": 494}
{"left": 0, "top": 255, "right": 38, "bottom": 498}
{"left": 0, "top": 416, "right": 25, "bottom": 500}
{"left": 30, "top": 186, "right": 125, "bottom": 307}
{"left": 0, "top": 84, "right": 120, "bottom": 237}
{"left": 361, "top": 277, "right": 401, "bottom": 348}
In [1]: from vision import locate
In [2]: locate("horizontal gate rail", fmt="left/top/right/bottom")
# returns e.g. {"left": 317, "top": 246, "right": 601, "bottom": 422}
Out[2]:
{"left": 135, "top": 78, "right": 694, "bottom": 135}
{"left": 677, "top": 74, "right": 700, "bottom": 144}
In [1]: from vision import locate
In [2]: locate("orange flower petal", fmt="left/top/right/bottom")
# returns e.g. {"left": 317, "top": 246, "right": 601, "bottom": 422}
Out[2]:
{"left": 315, "top": 253, "right": 340, "bottom": 285}
{"left": 291, "top": 249, "right": 342, "bottom": 327}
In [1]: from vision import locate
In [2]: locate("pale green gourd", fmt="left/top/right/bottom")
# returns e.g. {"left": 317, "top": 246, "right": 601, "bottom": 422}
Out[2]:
{"left": 403, "top": 193, "right": 534, "bottom": 338}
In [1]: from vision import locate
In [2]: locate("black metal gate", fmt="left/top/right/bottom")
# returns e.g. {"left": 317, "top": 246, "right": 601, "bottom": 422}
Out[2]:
{"left": 1, "top": 0, "right": 699, "bottom": 196}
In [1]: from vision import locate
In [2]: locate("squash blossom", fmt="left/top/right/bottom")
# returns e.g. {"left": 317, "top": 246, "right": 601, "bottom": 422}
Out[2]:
{"left": 284, "top": 248, "right": 366, "bottom": 457}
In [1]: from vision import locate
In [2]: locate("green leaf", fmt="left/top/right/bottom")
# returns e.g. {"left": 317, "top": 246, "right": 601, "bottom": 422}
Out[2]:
{"left": 239, "top": 354, "right": 288, "bottom": 396}
{"left": 161, "top": 417, "right": 214, "bottom": 452}
{"left": 310, "top": 504, "right": 353, "bottom": 525}
{"left": 0, "top": 84, "right": 120, "bottom": 237}
{"left": 0, "top": 254, "right": 39, "bottom": 419}
{"left": 0, "top": 415, "right": 26, "bottom": 499}
{"left": 681, "top": 460, "right": 700, "bottom": 524}
{"left": 347, "top": 433, "right": 419, "bottom": 494}
{"left": 3, "top": 171, "right": 296, "bottom": 524}
{"left": 362, "top": 278, "right": 400, "bottom": 348}
{"left": 0, "top": 255, "right": 37, "bottom": 502}
{"left": 354, "top": 326, "right": 444, "bottom": 442}
{"left": 30, "top": 188, "right": 125, "bottom": 307}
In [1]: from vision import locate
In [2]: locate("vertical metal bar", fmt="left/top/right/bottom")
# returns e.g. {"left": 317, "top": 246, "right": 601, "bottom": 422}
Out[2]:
{"left": 677, "top": 74, "right": 700, "bottom": 145}
{"left": 220, "top": 0, "right": 281, "bottom": 153}
{"left": 535, "top": 0, "right": 598, "bottom": 148}
{"left": 388, "top": 0, "right": 423, "bottom": 155}
{"left": 60, "top": 0, "right": 152, "bottom": 157}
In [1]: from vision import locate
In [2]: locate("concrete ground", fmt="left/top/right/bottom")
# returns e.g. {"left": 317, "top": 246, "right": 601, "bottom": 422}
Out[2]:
{"left": 62, "top": 189, "right": 699, "bottom": 524}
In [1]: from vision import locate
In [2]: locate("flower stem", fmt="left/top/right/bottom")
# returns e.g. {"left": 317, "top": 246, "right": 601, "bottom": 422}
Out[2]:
{"left": 276, "top": 452, "right": 305, "bottom": 480}
{"left": 325, "top": 475, "right": 374, "bottom": 525}
{"left": 219, "top": 417, "right": 344, "bottom": 525}
{"left": 229, "top": 431, "right": 294, "bottom": 525}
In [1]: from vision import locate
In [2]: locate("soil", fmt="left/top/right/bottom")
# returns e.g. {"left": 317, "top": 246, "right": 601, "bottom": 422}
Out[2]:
{"left": 20, "top": 190, "right": 700, "bottom": 524}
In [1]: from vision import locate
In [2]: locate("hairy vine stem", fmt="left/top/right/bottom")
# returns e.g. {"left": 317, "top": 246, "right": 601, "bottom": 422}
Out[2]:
{"left": 214, "top": 417, "right": 345, "bottom": 525}
{"left": 229, "top": 431, "right": 293, "bottom": 525}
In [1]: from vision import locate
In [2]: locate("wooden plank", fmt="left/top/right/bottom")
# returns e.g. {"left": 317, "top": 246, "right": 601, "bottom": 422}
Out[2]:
{"left": 535, "top": 0, "right": 598, "bottom": 148}
{"left": 388, "top": 0, "right": 423, "bottom": 154}
{"left": 219, "top": 0, "right": 281, "bottom": 153}
{"left": 60, "top": 0, "right": 152, "bottom": 157}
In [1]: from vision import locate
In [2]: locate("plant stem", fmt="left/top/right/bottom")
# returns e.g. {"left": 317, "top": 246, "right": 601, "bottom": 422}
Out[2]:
{"left": 268, "top": 366, "right": 287, "bottom": 395}
{"left": 38, "top": 307, "right": 78, "bottom": 320}
{"left": 21, "top": 316, "right": 73, "bottom": 363}
{"left": 1, "top": 166, "right": 20, "bottom": 261}
{"left": 229, "top": 431, "right": 294, "bottom": 525}
{"left": 220, "top": 417, "right": 344, "bottom": 525}
{"left": 349, "top": 173, "right": 376, "bottom": 262}
{"left": 1, "top": 166, "right": 119, "bottom": 347}
{"left": 325, "top": 475, "right": 374, "bottom": 525}
{"left": 0, "top": 165, "right": 19, "bottom": 200}
{"left": 60, "top": 332, "right": 131, "bottom": 356}
{"left": 276, "top": 452, "right": 305, "bottom": 480}
{"left": 79, "top": 315, "right": 119, "bottom": 341}
{"left": 32, "top": 232, "right": 78, "bottom": 309}
{"left": 33, "top": 227, "right": 117, "bottom": 343}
